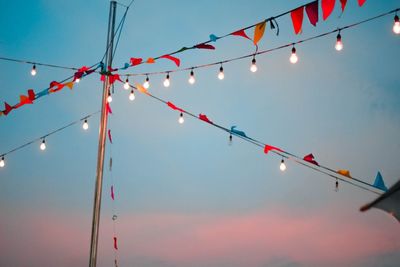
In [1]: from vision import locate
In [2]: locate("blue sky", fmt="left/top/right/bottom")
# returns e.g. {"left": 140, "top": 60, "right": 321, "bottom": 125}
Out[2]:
{"left": 1, "top": 0, "right": 400, "bottom": 266}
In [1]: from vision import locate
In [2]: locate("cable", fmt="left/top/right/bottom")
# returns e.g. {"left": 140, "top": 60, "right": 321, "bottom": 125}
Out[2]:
{"left": 0, "top": 56, "right": 81, "bottom": 70}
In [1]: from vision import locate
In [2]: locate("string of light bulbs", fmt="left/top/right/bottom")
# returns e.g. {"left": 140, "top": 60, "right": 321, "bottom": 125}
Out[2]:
{"left": 0, "top": 111, "right": 100, "bottom": 168}
{"left": 119, "top": 7, "right": 400, "bottom": 91}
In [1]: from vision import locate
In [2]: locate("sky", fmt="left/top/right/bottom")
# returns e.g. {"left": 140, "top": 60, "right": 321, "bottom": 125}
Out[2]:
{"left": 0, "top": 0, "right": 400, "bottom": 266}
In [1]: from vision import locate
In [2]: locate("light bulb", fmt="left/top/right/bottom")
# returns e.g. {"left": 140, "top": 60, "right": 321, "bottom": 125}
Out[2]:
{"left": 229, "top": 134, "right": 232, "bottom": 145}
{"left": 0, "top": 156, "right": 5, "bottom": 168}
{"left": 124, "top": 78, "right": 130, "bottom": 90}
{"left": 218, "top": 66, "right": 225, "bottom": 80}
{"left": 31, "top": 65, "right": 37, "bottom": 76}
{"left": 40, "top": 139, "right": 46, "bottom": 151}
{"left": 250, "top": 57, "right": 257, "bottom": 72}
{"left": 129, "top": 89, "right": 135, "bottom": 101}
{"left": 290, "top": 47, "right": 298, "bottom": 64}
{"left": 393, "top": 15, "right": 400, "bottom": 34}
{"left": 143, "top": 76, "right": 150, "bottom": 89}
{"left": 188, "top": 70, "right": 195, "bottom": 84}
{"left": 107, "top": 92, "right": 112, "bottom": 103}
{"left": 82, "top": 119, "right": 89, "bottom": 130}
{"left": 163, "top": 74, "right": 170, "bottom": 87}
{"left": 335, "top": 33, "right": 343, "bottom": 51}
{"left": 280, "top": 159, "right": 286, "bottom": 171}
{"left": 178, "top": 113, "right": 184, "bottom": 124}
{"left": 75, "top": 78, "right": 80, "bottom": 83}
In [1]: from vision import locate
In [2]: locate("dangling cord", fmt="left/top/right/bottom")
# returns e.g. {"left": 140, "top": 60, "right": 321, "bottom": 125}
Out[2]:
{"left": 335, "top": 179, "right": 339, "bottom": 192}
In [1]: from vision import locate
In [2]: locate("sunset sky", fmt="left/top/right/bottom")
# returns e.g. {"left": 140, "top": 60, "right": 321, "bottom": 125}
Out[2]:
{"left": 1, "top": 0, "right": 400, "bottom": 266}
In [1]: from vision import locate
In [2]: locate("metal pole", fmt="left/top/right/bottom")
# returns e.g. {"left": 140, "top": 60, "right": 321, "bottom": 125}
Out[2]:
{"left": 89, "top": 1, "right": 117, "bottom": 267}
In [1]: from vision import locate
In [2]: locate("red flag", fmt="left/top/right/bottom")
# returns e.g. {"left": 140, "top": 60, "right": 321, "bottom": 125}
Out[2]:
{"left": 160, "top": 54, "right": 180, "bottom": 67}
{"left": 194, "top": 43, "right": 215, "bottom": 50}
{"left": 49, "top": 81, "right": 65, "bottom": 93}
{"left": 113, "top": 237, "right": 118, "bottom": 250}
{"left": 78, "top": 66, "right": 90, "bottom": 72}
{"left": 303, "top": 153, "right": 319, "bottom": 166}
{"left": 3, "top": 102, "right": 13, "bottom": 115}
{"left": 291, "top": 6, "right": 304, "bottom": 34}
{"left": 231, "top": 29, "right": 251, "bottom": 40}
{"left": 130, "top": 57, "right": 143, "bottom": 66}
{"left": 106, "top": 102, "right": 112, "bottom": 115}
{"left": 358, "top": 0, "right": 366, "bottom": 6}
{"left": 108, "top": 129, "right": 113, "bottom": 144}
{"left": 109, "top": 74, "right": 122, "bottom": 84}
{"left": 339, "top": 0, "right": 347, "bottom": 11}
{"left": 322, "top": 0, "right": 335, "bottom": 20}
{"left": 111, "top": 186, "right": 115, "bottom": 200}
{"left": 28, "top": 89, "right": 35, "bottom": 101}
{"left": 199, "top": 114, "right": 212, "bottom": 124}
{"left": 264, "top": 145, "right": 283, "bottom": 154}
{"left": 167, "top": 101, "right": 184, "bottom": 113}
{"left": 305, "top": 1, "right": 319, "bottom": 26}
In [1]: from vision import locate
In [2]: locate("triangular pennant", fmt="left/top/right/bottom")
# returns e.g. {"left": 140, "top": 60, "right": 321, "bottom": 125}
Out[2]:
{"left": 111, "top": 186, "right": 115, "bottom": 200}
{"left": 28, "top": 89, "right": 35, "bottom": 101}
{"left": 160, "top": 54, "right": 180, "bottom": 67}
{"left": 64, "top": 81, "right": 74, "bottom": 90}
{"left": 106, "top": 102, "right": 113, "bottom": 115}
{"left": 209, "top": 34, "right": 219, "bottom": 42}
{"left": 109, "top": 74, "right": 122, "bottom": 84}
{"left": 136, "top": 83, "right": 149, "bottom": 95}
{"left": 264, "top": 144, "right": 283, "bottom": 155}
{"left": 3, "top": 102, "right": 13, "bottom": 115}
{"left": 230, "top": 126, "right": 247, "bottom": 137}
{"left": 358, "top": 0, "right": 366, "bottom": 7}
{"left": 291, "top": 6, "right": 304, "bottom": 34}
{"left": 113, "top": 237, "right": 118, "bottom": 250}
{"left": 231, "top": 29, "right": 251, "bottom": 40}
{"left": 130, "top": 57, "right": 143, "bottom": 66}
{"left": 305, "top": 1, "right": 319, "bottom": 26}
{"left": 373, "top": 171, "right": 388, "bottom": 191}
{"left": 195, "top": 43, "right": 216, "bottom": 50}
{"left": 322, "top": 0, "right": 336, "bottom": 20}
{"left": 199, "top": 114, "right": 212, "bottom": 124}
{"left": 339, "top": 0, "right": 347, "bottom": 12}
{"left": 108, "top": 129, "right": 113, "bottom": 144}
{"left": 146, "top": 57, "right": 155, "bottom": 63}
{"left": 49, "top": 81, "right": 65, "bottom": 93}
{"left": 19, "top": 95, "right": 33, "bottom": 105}
{"left": 303, "top": 153, "right": 319, "bottom": 166}
{"left": 337, "top": 169, "right": 352, "bottom": 178}
{"left": 167, "top": 101, "right": 184, "bottom": 113}
{"left": 253, "top": 21, "right": 266, "bottom": 45}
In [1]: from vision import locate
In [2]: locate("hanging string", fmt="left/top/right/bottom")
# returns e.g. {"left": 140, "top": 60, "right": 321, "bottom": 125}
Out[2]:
{"left": 121, "top": 8, "right": 400, "bottom": 78}
{"left": 0, "top": 56, "right": 81, "bottom": 71}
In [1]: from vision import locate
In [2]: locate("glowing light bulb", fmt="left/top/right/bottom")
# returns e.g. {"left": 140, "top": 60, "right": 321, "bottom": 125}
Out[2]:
{"left": 218, "top": 66, "right": 225, "bottom": 80}
{"left": 143, "top": 76, "right": 150, "bottom": 89}
{"left": 129, "top": 89, "right": 135, "bottom": 101}
{"left": 393, "top": 15, "right": 400, "bottom": 34}
{"left": 107, "top": 92, "right": 112, "bottom": 103}
{"left": 75, "top": 78, "right": 80, "bottom": 83}
{"left": 0, "top": 156, "right": 5, "bottom": 168}
{"left": 335, "top": 33, "right": 343, "bottom": 51}
{"left": 163, "top": 74, "right": 170, "bottom": 87}
{"left": 290, "top": 47, "right": 298, "bottom": 64}
{"left": 31, "top": 65, "right": 37, "bottom": 76}
{"left": 178, "top": 113, "right": 184, "bottom": 124}
{"left": 82, "top": 119, "right": 89, "bottom": 130}
{"left": 250, "top": 57, "right": 257, "bottom": 72}
{"left": 40, "top": 139, "right": 46, "bottom": 151}
{"left": 188, "top": 70, "right": 195, "bottom": 84}
{"left": 280, "top": 159, "right": 286, "bottom": 171}
{"left": 124, "top": 78, "right": 130, "bottom": 90}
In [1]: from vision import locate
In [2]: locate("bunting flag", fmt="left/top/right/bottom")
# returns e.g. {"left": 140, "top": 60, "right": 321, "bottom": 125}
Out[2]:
{"left": 305, "top": 1, "right": 319, "bottom": 26}
{"left": 113, "top": 237, "right": 118, "bottom": 250}
{"left": 28, "top": 89, "right": 35, "bottom": 101}
{"left": 253, "top": 21, "right": 267, "bottom": 45}
{"left": 358, "top": 0, "right": 366, "bottom": 7}
{"left": 106, "top": 102, "right": 113, "bottom": 115}
{"left": 340, "top": 0, "right": 348, "bottom": 12}
{"left": 303, "top": 153, "right": 319, "bottom": 165}
{"left": 101, "top": 73, "right": 122, "bottom": 85}
{"left": 291, "top": 6, "right": 304, "bottom": 34}
{"left": 108, "top": 129, "right": 113, "bottom": 144}
{"left": 74, "top": 66, "right": 90, "bottom": 81}
{"left": 195, "top": 43, "right": 216, "bottom": 50}
{"left": 338, "top": 169, "right": 352, "bottom": 178}
{"left": 209, "top": 34, "right": 219, "bottom": 42}
{"left": 130, "top": 57, "right": 143, "bottom": 66}
{"left": 199, "top": 114, "right": 212, "bottom": 124}
{"left": 230, "top": 126, "right": 247, "bottom": 137}
{"left": 136, "top": 83, "right": 149, "bottom": 95}
{"left": 146, "top": 57, "right": 155, "bottom": 63}
{"left": 111, "top": 185, "right": 115, "bottom": 200}
{"left": 322, "top": 0, "right": 336, "bottom": 20}
{"left": 160, "top": 54, "right": 181, "bottom": 67}
{"left": 64, "top": 81, "right": 74, "bottom": 90}
{"left": 14, "top": 95, "right": 33, "bottom": 108}
{"left": 3, "top": 102, "right": 13, "bottom": 115}
{"left": 167, "top": 101, "right": 184, "bottom": 113}
{"left": 373, "top": 171, "right": 388, "bottom": 191}
{"left": 231, "top": 29, "right": 251, "bottom": 40}
{"left": 264, "top": 144, "right": 284, "bottom": 155}
{"left": 109, "top": 157, "right": 113, "bottom": 171}
{"left": 49, "top": 81, "right": 65, "bottom": 93}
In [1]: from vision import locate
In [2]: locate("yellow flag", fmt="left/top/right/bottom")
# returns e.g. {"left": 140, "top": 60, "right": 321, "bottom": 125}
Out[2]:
{"left": 253, "top": 21, "right": 266, "bottom": 45}
{"left": 64, "top": 81, "right": 74, "bottom": 89}
{"left": 338, "top": 169, "right": 352, "bottom": 178}
{"left": 136, "top": 83, "right": 149, "bottom": 95}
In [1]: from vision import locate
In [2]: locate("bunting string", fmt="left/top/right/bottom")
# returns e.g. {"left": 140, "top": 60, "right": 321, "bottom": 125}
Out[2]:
{"left": 0, "top": 56, "right": 81, "bottom": 70}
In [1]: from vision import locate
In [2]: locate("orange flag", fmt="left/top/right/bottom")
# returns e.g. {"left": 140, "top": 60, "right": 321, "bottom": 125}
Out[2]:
{"left": 337, "top": 169, "right": 352, "bottom": 178}
{"left": 146, "top": 58, "right": 155, "bottom": 63}
{"left": 253, "top": 21, "right": 266, "bottom": 45}
{"left": 136, "top": 83, "right": 149, "bottom": 95}
{"left": 64, "top": 81, "right": 74, "bottom": 89}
